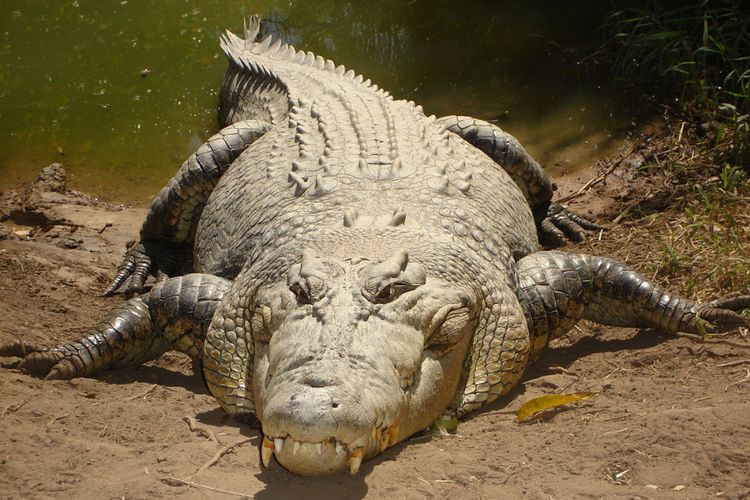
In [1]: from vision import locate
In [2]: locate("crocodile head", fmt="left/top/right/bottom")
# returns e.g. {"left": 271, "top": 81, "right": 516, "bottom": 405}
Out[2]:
{"left": 221, "top": 242, "right": 480, "bottom": 475}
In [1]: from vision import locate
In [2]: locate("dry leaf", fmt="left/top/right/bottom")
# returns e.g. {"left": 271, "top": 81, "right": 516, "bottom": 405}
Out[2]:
{"left": 516, "top": 392, "right": 595, "bottom": 423}
{"left": 428, "top": 415, "right": 459, "bottom": 435}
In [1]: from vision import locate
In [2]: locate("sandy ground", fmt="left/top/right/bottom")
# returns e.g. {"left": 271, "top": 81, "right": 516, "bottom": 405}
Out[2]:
{"left": 0, "top": 165, "right": 748, "bottom": 499}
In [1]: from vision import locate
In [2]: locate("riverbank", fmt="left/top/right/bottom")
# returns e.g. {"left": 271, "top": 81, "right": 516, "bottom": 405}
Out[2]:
{"left": 0, "top": 143, "right": 748, "bottom": 497}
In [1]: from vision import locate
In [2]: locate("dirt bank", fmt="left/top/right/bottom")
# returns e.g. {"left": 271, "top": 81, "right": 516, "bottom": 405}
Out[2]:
{"left": 0, "top": 163, "right": 748, "bottom": 499}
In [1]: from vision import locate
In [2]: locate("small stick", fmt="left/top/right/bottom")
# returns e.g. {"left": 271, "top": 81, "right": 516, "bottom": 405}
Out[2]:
{"left": 612, "top": 190, "right": 654, "bottom": 224}
{"left": 195, "top": 437, "right": 254, "bottom": 474}
{"left": 725, "top": 369, "right": 750, "bottom": 391}
{"left": 161, "top": 477, "right": 249, "bottom": 497}
{"left": 716, "top": 359, "right": 750, "bottom": 368}
{"left": 46, "top": 412, "right": 70, "bottom": 427}
{"left": 558, "top": 143, "right": 637, "bottom": 203}
{"left": 182, "top": 416, "right": 219, "bottom": 444}
{"left": 126, "top": 384, "right": 157, "bottom": 401}
{"left": 675, "top": 332, "right": 750, "bottom": 350}
{"left": 548, "top": 366, "right": 579, "bottom": 377}
{"left": 1, "top": 400, "right": 27, "bottom": 417}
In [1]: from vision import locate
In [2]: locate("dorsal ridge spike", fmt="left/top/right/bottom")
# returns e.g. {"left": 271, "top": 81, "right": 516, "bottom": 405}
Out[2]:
{"left": 388, "top": 209, "right": 407, "bottom": 227}
{"left": 343, "top": 209, "right": 359, "bottom": 227}
{"left": 244, "top": 15, "right": 261, "bottom": 43}
{"left": 252, "top": 34, "right": 273, "bottom": 53}
{"left": 269, "top": 38, "right": 282, "bottom": 53}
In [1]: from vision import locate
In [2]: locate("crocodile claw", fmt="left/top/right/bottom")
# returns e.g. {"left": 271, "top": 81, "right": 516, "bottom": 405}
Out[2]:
{"left": 0, "top": 339, "right": 46, "bottom": 358}
{"left": 536, "top": 202, "right": 604, "bottom": 247}
{"left": 0, "top": 341, "right": 80, "bottom": 380}
{"left": 102, "top": 241, "right": 152, "bottom": 296}
{"left": 698, "top": 294, "right": 750, "bottom": 333}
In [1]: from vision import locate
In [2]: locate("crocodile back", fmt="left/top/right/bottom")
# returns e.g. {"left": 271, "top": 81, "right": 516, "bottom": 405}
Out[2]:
{"left": 194, "top": 19, "right": 538, "bottom": 277}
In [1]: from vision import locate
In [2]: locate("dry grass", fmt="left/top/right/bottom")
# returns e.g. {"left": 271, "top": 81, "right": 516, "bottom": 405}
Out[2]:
{"left": 583, "top": 112, "right": 750, "bottom": 304}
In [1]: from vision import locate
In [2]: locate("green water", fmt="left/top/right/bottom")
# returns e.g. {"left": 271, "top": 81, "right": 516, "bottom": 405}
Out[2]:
{"left": 0, "top": 0, "right": 643, "bottom": 205}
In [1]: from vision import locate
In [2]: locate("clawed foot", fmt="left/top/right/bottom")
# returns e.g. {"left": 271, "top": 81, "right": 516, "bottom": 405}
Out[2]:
{"left": 0, "top": 340, "right": 79, "bottom": 380}
{"left": 103, "top": 241, "right": 190, "bottom": 296}
{"left": 697, "top": 293, "right": 750, "bottom": 333}
{"left": 535, "top": 202, "right": 604, "bottom": 247}
{"left": 102, "top": 241, "right": 153, "bottom": 296}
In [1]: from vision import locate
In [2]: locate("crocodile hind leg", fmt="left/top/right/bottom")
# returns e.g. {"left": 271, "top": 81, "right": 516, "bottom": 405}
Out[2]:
{"left": 437, "top": 115, "right": 602, "bottom": 246}
{"left": 1, "top": 274, "right": 231, "bottom": 379}
{"left": 104, "top": 119, "right": 271, "bottom": 296}
{"left": 516, "top": 251, "right": 750, "bottom": 361}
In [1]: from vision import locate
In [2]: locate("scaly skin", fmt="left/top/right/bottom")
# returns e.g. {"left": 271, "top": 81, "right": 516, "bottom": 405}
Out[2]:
{"left": 2, "top": 15, "right": 748, "bottom": 477}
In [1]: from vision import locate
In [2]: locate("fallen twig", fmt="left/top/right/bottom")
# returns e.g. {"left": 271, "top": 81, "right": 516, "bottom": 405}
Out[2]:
{"left": 558, "top": 144, "right": 638, "bottom": 203}
{"left": 126, "top": 384, "right": 157, "bottom": 401}
{"left": 195, "top": 437, "right": 254, "bottom": 474}
{"left": 612, "top": 190, "right": 654, "bottom": 225}
{"left": 46, "top": 412, "right": 70, "bottom": 427}
{"left": 716, "top": 359, "right": 750, "bottom": 368}
{"left": 414, "top": 474, "right": 431, "bottom": 485}
{"left": 548, "top": 366, "right": 579, "bottom": 377}
{"left": 1, "top": 400, "right": 27, "bottom": 417}
{"left": 161, "top": 477, "right": 249, "bottom": 497}
{"left": 182, "top": 415, "right": 219, "bottom": 444}
{"left": 725, "top": 369, "right": 750, "bottom": 391}
{"left": 675, "top": 332, "right": 750, "bottom": 350}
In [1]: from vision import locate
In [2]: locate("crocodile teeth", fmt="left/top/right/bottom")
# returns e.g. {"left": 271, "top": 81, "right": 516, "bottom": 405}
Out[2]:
{"left": 261, "top": 435, "right": 274, "bottom": 467}
{"left": 315, "top": 443, "right": 323, "bottom": 455}
{"left": 379, "top": 431, "right": 389, "bottom": 452}
{"left": 293, "top": 440, "right": 301, "bottom": 455}
{"left": 335, "top": 441, "right": 345, "bottom": 455}
{"left": 274, "top": 437, "right": 284, "bottom": 453}
{"left": 348, "top": 448, "right": 363, "bottom": 475}
{"left": 388, "top": 422, "right": 400, "bottom": 446}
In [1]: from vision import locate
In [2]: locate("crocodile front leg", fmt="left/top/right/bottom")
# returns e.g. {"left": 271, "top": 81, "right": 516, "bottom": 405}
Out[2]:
{"left": 516, "top": 251, "right": 750, "bottom": 361}
{"left": 1, "top": 274, "right": 231, "bottom": 379}
{"left": 104, "top": 119, "right": 271, "bottom": 296}
{"left": 437, "top": 115, "right": 602, "bottom": 246}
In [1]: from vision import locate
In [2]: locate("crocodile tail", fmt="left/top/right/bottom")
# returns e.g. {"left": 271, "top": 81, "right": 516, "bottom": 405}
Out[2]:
{"left": 218, "top": 17, "right": 289, "bottom": 127}
{"left": 243, "top": 15, "right": 262, "bottom": 44}
{"left": 219, "top": 15, "right": 406, "bottom": 122}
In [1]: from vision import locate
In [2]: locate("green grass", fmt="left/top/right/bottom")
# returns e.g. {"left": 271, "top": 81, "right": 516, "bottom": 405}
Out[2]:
{"left": 602, "top": 0, "right": 750, "bottom": 167}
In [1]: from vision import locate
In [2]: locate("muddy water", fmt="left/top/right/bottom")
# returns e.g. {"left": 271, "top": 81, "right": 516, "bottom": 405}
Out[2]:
{"left": 0, "top": 0, "right": 645, "bottom": 205}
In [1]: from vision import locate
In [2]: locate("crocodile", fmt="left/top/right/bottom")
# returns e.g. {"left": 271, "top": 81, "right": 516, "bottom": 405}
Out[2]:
{"left": 2, "top": 17, "right": 748, "bottom": 476}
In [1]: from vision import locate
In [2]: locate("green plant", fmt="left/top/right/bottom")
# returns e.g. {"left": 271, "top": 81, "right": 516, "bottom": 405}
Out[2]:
{"left": 603, "top": 0, "right": 750, "bottom": 166}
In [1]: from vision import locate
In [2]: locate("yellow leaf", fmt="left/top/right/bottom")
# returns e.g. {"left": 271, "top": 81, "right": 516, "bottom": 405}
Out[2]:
{"left": 428, "top": 415, "right": 459, "bottom": 435}
{"left": 516, "top": 392, "right": 595, "bottom": 423}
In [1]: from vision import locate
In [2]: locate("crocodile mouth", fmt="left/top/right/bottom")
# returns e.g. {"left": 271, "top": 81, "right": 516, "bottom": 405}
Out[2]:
{"left": 260, "top": 421, "right": 400, "bottom": 475}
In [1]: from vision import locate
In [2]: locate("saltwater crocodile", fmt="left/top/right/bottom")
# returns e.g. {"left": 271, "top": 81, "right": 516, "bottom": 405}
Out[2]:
{"left": 2, "top": 17, "right": 748, "bottom": 476}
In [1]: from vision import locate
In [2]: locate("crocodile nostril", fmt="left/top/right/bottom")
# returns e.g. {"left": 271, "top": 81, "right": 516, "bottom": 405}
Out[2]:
{"left": 303, "top": 374, "right": 340, "bottom": 388}
{"left": 331, "top": 401, "right": 339, "bottom": 409}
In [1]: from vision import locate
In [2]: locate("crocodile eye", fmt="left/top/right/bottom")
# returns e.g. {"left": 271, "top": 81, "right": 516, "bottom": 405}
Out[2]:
{"left": 290, "top": 282, "right": 311, "bottom": 304}
{"left": 375, "top": 284, "right": 397, "bottom": 303}
{"left": 373, "top": 281, "right": 415, "bottom": 304}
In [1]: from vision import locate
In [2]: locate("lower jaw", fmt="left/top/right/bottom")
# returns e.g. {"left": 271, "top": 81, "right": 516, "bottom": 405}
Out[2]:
{"left": 273, "top": 438, "right": 350, "bottom": 476}
{"left": 261, "top": 423, "right": 400, "bottom": 475}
